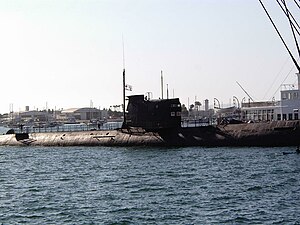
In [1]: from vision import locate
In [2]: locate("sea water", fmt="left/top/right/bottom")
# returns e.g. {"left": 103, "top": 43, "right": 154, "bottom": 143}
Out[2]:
{"left": 0, "top": 146, "right": 299, "bottom": 224}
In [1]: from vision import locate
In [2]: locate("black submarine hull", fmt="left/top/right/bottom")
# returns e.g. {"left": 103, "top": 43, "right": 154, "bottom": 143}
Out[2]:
{"left": 0, "top": 120, "right": 299, "bottom": 147}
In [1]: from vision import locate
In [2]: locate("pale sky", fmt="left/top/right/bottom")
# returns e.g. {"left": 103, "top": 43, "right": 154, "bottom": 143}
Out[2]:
{"left": 0, "top": 0, "right": 299, "bottom": 113}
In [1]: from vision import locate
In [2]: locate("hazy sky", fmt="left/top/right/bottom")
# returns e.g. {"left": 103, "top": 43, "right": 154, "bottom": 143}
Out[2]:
{"left": 0, "top": 0, "right": 299, "bottom": 113}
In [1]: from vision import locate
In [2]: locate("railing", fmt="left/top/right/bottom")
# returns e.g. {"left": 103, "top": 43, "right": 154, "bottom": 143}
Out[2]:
{"left": 12, "top": 122, "right": 123, "bottom": 134}
{"left": 4, "top": 120, "right": 216, "bottom": 134}
{"left": 181, "top": 119, "right": 214, "bottom": 128}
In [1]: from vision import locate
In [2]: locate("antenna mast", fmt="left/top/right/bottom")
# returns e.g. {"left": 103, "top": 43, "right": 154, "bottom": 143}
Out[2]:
{"left": 122, "top": 36, "right": 126, "bottom": 126}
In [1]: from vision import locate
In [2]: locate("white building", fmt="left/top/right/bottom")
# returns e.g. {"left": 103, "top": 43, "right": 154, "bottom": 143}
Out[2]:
{"left": 241, "top": 73, "right": 300, "bottom": 122}
{"left": 60, "top": 107, "right": 105, "bottom": 122}
{"left": 241, "top": 101, "right": 278, "bottom": 122}
{"left": 277, "top": 74, "right": 300, "bottom": 120}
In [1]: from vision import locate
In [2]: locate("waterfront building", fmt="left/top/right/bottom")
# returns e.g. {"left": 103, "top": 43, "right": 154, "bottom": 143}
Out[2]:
{"left": 241, "top": 73, "right": 300, "bottom": 122}
{"left": 241, "top": 101, "right": 278, "bottom": 122}
{"left": 60, "top": 107, "right": 104, "bottom": 122}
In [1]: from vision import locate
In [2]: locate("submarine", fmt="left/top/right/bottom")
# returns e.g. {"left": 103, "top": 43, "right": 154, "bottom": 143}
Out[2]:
{"left": 1, "top": 1, "right": 300, "bottom": 147}
{"left": 0, "top": 93, "right": 300, "bottom": 147}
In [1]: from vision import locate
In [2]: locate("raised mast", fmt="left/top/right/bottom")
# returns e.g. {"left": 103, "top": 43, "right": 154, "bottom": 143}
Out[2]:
{"left": 123, "top": 68, "right": 126, "bottom": 126}
{"left": 122, "top": 36, "right": 126, "bottom": 127}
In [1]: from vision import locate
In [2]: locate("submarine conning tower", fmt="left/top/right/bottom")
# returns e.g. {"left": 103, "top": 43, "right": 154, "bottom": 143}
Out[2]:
{"left": 125, "top": 95, "right": 181, "bottom": 130}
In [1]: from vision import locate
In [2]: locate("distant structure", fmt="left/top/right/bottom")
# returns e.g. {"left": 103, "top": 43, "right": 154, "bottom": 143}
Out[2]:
{"left": 204, "top": 99, "right": 209, "bottom": 112}
{"left": 237, "top": 73, "right": 300, "bottom": 122}
{"left": 0, "top": 107, "right": 110, "bottom": 127}
{"left": 278, "top": 73, "right": 300, "bottom": 120}
{"left": 60, "top": 108, "right": 105, "bottom": 122}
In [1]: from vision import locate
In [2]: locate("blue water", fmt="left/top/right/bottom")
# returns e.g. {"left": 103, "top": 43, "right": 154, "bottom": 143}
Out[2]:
{"left": 0, "top": 146, "right": 299, "bottom": 225}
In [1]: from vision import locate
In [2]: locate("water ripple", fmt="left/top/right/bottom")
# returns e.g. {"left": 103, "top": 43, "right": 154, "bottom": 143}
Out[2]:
{"left": 0, "top": 146, "right": 300, "bottom": 224}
